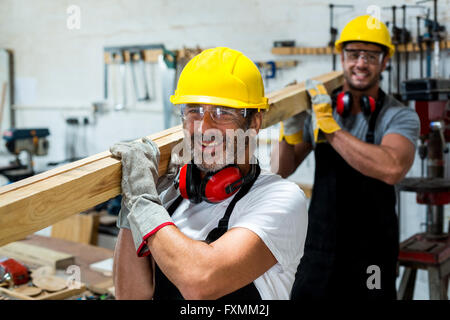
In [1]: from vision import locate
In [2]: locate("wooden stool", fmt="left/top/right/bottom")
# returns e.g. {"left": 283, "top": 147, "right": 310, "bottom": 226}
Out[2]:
{"left": 397, "top": 233, "right": 450, "bottom": 300}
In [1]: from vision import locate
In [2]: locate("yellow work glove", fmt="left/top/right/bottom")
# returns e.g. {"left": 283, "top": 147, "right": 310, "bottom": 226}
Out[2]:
{"left": 305, "top": 79, "right": 341, "bottom": 142}
{"left": 279, "top": 111, "right": 308, "bottom": 145}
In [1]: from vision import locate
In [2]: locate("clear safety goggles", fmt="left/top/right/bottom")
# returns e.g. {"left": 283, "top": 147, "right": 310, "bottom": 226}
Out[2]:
{"left": 180, "top": 104, "right": 248, "bottom": 124}
{"left": 343, "top": 49, "right": 384, "bottom": 65}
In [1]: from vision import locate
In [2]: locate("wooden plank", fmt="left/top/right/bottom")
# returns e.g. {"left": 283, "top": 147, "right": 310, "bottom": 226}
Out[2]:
{"left": 0, "top": 241, "right": 75, "bottom": 269}
{"left": 0, "top": 282, "right": 86, "bottom": 300}
{"left": 262, "top": 70, "right": 343, "bottom": 128}
{"left": 0, "top": 125, "right": 184, "bottom": 246}
{"left": 0, "top": 72, "right": 343, "bottom": 247}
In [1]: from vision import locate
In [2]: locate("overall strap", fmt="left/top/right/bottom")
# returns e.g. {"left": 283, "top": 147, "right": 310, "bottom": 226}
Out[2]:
{"left": 205, "top": 163, "right": 261, "bottom": 243}
{"left": 167, "top": 194, "right": 184, "bottom": 216}
{"left": 365, "top": 89, "right": 386, "bottom": 144}
{"left": 166, "top": 163, "right": 261, "bottom": 241}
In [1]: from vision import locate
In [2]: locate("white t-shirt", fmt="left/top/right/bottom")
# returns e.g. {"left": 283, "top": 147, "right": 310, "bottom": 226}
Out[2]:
{"left": 160, "top": 169, "right": 308, "bottom": 300}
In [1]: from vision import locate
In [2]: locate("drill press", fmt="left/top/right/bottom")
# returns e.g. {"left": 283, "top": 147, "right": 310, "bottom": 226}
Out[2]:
{"left": 397, "top": 77, "right": 450, "bottom": 300}
{"left": 0, "top": 128, "right": 50, "bottom": 182}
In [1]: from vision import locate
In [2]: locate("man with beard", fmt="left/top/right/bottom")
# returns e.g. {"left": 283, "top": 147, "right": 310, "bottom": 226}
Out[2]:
{"left": 112, "top": 47, "right": 308, "bottom": 300}
{"left": 274, "top": 16, "right": 420, "bottom": 300}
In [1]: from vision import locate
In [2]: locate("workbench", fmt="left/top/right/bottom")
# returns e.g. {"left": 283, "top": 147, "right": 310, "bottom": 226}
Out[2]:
{"left": 1, "top": 235, "right": 114, "bottom": 299}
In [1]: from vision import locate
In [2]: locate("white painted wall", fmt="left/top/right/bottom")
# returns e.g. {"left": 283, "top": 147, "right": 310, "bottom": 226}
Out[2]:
{"left": 0, "top": 0, "right": 449, "bottom": 299}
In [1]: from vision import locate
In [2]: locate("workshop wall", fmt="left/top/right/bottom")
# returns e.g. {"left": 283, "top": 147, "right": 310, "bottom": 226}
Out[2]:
{"left": 0, "top": 0, "right": 449, "bottom": 164}
{"left": 0, "top": 0, "right": 449, "bottom": 299}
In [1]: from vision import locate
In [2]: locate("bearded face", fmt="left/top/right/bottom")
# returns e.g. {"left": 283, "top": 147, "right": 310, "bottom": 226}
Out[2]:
{"left": 341, "top": 42, "right": 389, "bottom": 92}
{"left": 181, "top": 104, "right": 259, "bottom": 173}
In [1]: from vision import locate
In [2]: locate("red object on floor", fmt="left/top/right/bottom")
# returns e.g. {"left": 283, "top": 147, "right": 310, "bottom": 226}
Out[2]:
{"left": 0, "top": 258, "right": 30, "bottom": 285}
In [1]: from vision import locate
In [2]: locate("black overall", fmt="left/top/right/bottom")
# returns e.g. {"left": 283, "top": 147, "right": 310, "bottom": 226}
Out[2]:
{"left": 153, "top": 165, "right": 262, "bottom": 300}
{"left": 291, "top": 97, "right": 399, "bottom": 300}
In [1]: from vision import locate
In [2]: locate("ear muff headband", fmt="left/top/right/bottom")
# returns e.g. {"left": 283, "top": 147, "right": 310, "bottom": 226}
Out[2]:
{"left": 335, "top": 91, "right": 378, "bottom": 118}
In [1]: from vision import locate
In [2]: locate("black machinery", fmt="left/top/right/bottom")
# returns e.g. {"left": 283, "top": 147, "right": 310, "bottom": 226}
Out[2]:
{"left": 396, "top": 0, "right": 449, "bottom": 300}
{"left": 0, "top": 128, "right": 50, "bottom": 182}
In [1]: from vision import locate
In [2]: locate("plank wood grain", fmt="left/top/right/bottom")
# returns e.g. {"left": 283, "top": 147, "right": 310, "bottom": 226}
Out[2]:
{"left": 0, "top": 71, "right": 343, "bottom": 246}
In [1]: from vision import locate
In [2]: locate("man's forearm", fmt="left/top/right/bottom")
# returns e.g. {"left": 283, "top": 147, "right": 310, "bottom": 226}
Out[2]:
{"left": 326, "top": 130, "right": 414, "bottom": 185}
{"left": 113, "top": 229, "right": 154, "bottom": 299}
{"left": 146, "top": 225, "right": 276, "bottom": 300}
{"left": 273, "top": 140, "right": 312, "bottom": 178}
{"left": 274, "top": 141, "right": 297, "bottom": 177}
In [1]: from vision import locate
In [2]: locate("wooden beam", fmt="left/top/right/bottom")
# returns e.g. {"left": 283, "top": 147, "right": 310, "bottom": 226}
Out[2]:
{"left": 0, "top": 125, "right": 185, "bottom": 246}
{"left": 0, "top": 71, "right": 343, "bottom": 246}
{"left": 262, "top": 70, "right": 343, "bottom": 128}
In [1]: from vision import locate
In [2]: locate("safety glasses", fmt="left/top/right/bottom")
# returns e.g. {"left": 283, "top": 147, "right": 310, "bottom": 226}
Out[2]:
{"left": 343, "top": 49, "right": 384, "bottom": 65}
{"left": 180, "top": 104, "right": 248, "bottom": 124}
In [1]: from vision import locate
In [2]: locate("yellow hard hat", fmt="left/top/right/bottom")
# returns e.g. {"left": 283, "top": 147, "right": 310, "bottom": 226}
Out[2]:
{"left": 170, "top": 47, "right": 269, "bottom": 110}
{"left": 335, "top": 15, "right": 395, "bottom": 58}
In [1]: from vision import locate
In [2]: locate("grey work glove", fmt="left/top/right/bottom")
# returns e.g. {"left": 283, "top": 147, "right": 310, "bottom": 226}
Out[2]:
{"left": 110, "top": 137, "right": 175, "bottom": 257}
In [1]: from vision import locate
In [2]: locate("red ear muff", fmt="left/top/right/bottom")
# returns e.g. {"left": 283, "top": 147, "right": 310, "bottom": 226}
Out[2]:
{"left": 336, "top": 91, "right": 352, "bottom": 118}
{"left": 336, "top": 91, "right": 377, "bottom": 118}
{"left": 178, "top": 163, "right": 202, "bottom": 203}
{"left": 178, "top": 164, "right": 189, "bottom": 200}
{"left": 360, "top": 95, "right": 376, "bottom": 117}
{"left": 177, "top": 163, "right": 258, "bottom": 204}
{"left": 201, "top": 166, "right": 243, "bottom": 203}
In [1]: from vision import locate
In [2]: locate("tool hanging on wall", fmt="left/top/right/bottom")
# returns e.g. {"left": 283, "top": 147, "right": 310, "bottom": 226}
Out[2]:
{"left": 418, "top": 0, "right": 446, "bottom": 78}
{"left": 417, "top": 15, "right": 425, "bottom": 78}
{"left": 256, "top": 61, "right": 298, "bottom": 73}
{"left": 130, "top": 51, "right": 150, "bottom": 102}
{"left": 401, "top": 5, "right": 427, "bottom": 80}
{"left": 384, "top": 21, "right": 393, "bottom": 95}
{"left": 110, "top": 52, "right": 126, "bottom": 111}
{"left": 128, "top": 51, "right": 140, "bottom": 102}
{"left": 103, "top": 52, "right": 110, "bottom": 101}
{"left": 256, "top": 60, "right": 298, "bottom": 89}
{"left": 261, "top": 61, "right": 276, "bottom": 81}
{"left": 328, "top": 3, "right": 354, "bottom": 71}
{"left": 104, "top": 44, "right": 165, "bottom": 110}
{"left": 383, "top": 6, "right": 403, "bottom": 99}
{"left": 143, "top": 49, "right": 163, "bottom": 101}
{"left": 400, "top": 5, "right": 412, "bottom": 81}
{"left": 123, "top": 50, "right": 137, "bottom": 109}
